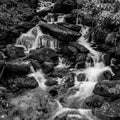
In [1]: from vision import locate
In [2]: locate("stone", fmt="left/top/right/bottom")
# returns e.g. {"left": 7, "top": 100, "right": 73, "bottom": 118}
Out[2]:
{"left": 2, "top": 61, "right": 30, "bottom": 78}
{"left": 29, "top": 47, "right": 58, "bottom": 64}
{"left": 77, "top": 73, "right": 86, "bottom": 81}
{"left": 50, "top": 68, "right": 69, "bottom": 78}
{"left": 93, "top": 81, "right": 120, "bottom": 99}
{"left": 38, "top": 21, "right": 81, "bottom": 43}
{"left": 76, "top": 53, "right": 87, "bottom": 62}
{"left": 41, "top": 62, "right": 54, "bottom": 74}
{"left": 69, "top": 42, "right": 89, "bottom": 53}
{"left": 51, "top": 0, "right": 77, "bottom": 14}
{"left": 5, "top": 44, "right": 25, "bottom": 59}
{"left": 81, "top": 95, "right": 108, "bottom": 109}
{"left": 3, "top": 76, "right": 38, "bottom": 92}
{"left": 57, "top": 23, "right": 81, "bottom": 32}
{"left": 60, "top": 46, "right": 78, "bottom": 57}
{"left": 93, "top": 99, "right": 120, "bottom": 120}
{"left": 45, "top": 79, "right": 58, "bottom": 87}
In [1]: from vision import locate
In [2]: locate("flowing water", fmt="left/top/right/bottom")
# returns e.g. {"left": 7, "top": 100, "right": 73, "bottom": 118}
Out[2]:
{"left": 13, "top": 21, "right": 115, "bottom": 120}
{"left": 16, "top": 25, "right": 59, "bottom": 51}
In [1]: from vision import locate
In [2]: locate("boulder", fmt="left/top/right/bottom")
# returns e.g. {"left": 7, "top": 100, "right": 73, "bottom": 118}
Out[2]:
{"left": 77, "top": 73, "right": 86, "bottom": 81}
{"left": 45, "top": 78, "right": 58, "bottom": 87}
{"left": 69, "top": 42, "right": 89, "bottom": 53}
{"left": 93, "top": 28, "right": 108, "bottom": 44}
{"left": 76, "top": 53, "right": 87, "bottom": 62}
{"left": 41, "top": 62, "right": 54, "bottom": 74}
{"left": 93, "top": 99, "right": 120, "bottom": 120}
{"left": 82, "top": 95, "right": 108, "bottom": 109}
{"left": 3, "top": 76, "right": 38, "bottom": 92}
{"left": 60, "top": 46, "right": 78, "bottom": 57}
{"left": 38, "top": 21, "right": 81, "bottom": 43}
{"left": 105, "top": 32, "right": 120, "bottom": 47}
{"left": 5, "top": 44, "right": 25, "bottom": 59}
{"left": 93, "top": 81, "right": 120, "bottom": 99}
{"left": 29, "top": 47, "right": 58, "bottom": 64}
{"left": 50, "top": 68, "right": 70, "bottom": 78}
{"left": 2, "top": 61, "right": 30, "bottom": 78}
{"left": 57, "top": 23, "right": 81, "bottom": 32}
{"left": 51, "top": 0, "right": 77, "bottom": 14}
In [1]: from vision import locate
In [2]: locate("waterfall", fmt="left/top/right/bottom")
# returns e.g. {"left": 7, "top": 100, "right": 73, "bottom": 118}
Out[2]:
{"left": 16, "top": 26, "right": 59, "bottom": 51}
{"left": 28, "top": 69, "right": 47, "bottom": 91}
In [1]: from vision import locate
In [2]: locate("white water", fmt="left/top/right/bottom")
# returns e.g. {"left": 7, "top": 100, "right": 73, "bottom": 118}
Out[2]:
{"left": 16, "top": 26, "right": 59, "bottom": 51}
{"left": 49, "top": 100, "right": 99, "bottom": 120}
{"left": 28, "top": 69, "right": 47, "bottom": 91}
{"left": 55, "top": 57, "right": 70, "bottom": 69}
{"left": 14, "top": 24, "right": 114, "bottom": 120}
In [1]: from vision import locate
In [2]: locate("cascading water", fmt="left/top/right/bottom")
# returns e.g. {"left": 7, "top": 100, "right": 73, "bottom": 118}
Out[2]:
{"left": 13, "top": 23, "right": 114, "bottom": 120}
{"left": 49, "top": 25, "right": 114, "bottom": 120}
{"left": 16, "top": 25, "right": 59, "bottom": 51}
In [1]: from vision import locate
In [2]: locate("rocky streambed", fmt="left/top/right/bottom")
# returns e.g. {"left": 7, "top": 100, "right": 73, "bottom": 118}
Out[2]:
{"left": 0, "top": 0, "right": 120, "bottom": 120}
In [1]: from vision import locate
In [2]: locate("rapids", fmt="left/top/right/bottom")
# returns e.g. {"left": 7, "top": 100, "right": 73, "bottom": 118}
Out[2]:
{"left": 13, "top": 20, "right": 115, "bottom": 120}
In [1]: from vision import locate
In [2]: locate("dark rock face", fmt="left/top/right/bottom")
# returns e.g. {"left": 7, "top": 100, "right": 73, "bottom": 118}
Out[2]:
{"left": 77, "top": 73, "right": 86, "bottom": 81}
{"left": 93, "top": 81, "right": 120, "bottom": 99}
{"left": 5, "top": 44, "right": 25, "bottom": 59}
{"left": 61, "top": 46, "right": 78, "bottom": 57}
{"left": 82, "top": 95, "right": 107, "bottom": 109}
{"left": 93, "top": 28, "right": 108, "bottom": 44}
{"left": 41, "top": 62, "right": 54, "bottom": 74}
{"left": 76, "top": 53, "right": 87, "bottom": 62}
{"left": 38, "top": 21, "right": 81, "bottom": 43}
{"left": 57, "top": 23, "right": 81, "bottom": 32}
{"left": 69, "top": 42, "right": 89, "bottom": 53}
{"left": 50, "top": 68, "right": 70, "bottom": 78}
{"left": 0, "top": 0, "right": 39, "bottom": 45}
{"left": 3, "top": 76, "right": 38, "bottom": 92}
{"left": 51, "top": 0, "right": 77, "bottom": 14}
{"left": 2, "top": 61, "right": 30, "bottom": 78}
{"left": 29, "top": 47, "right": 58, "bottom": 64}
{"left": 93, "top": 99, "right": 120, "bottom": 120}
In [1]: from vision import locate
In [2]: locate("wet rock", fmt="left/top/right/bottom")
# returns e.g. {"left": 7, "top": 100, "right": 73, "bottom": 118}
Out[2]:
{"left": 4, "top": 76, "right": 38, "bottom": 92}
{"left": 101, "top": 53, "right": 111, "bottom": 66}
{"left": 48, "top": 86, "right": 59, "bottom": 98}
{"left": 57, "top": 23, "right": 81, "bottom": 32}
{"left": 75, "top": 61, "right": 86, "bottom": 69}
{"left": 99, "top": 44, "right": 110, "bottom": 52}
{"left": 63, "top": 73, "right": 75, "bottom": 88}
{"left": 82, "top": 95, "right": 107, "bottom": 109}
{"left": 61, "top": 46, "right": 78, "bottom": 57}
{"left": 41, "top": 62, "right": 54, "bottom": 74}
{"left": 45, "top": 78, "right": 58, "bottom": 87}
{"left": 77, "top": 73, "right": 86, "bottom": 81}
{"left": 64, "top": 14, "right": 76, "bottom": 24}
{"left": 76, "top": 12, "right": 96, "bottom": 27}
{"left": 0, "top": 0, "right": 39, "bottom": 45}
{"left": 105, "top": 32, "right": 120, "bottom": 47}
{"left": 69, "top": 42, "right": 89, "bottom": 53}
{"left": 76, "top": 53, "right": 87, "bottom": 62}
{"left": 93, "top": 81, "right": 120, "bottom": 99}
{"left": 93, "top": 99, "right": 120, "bottom": 120}
{"left": 29, "top": 47, "right": 58, "bottom": 64}
{"left": 50, "top": 68, "right": 70, "bottom": 78}
{"left": 38, "top": 21, "right": 81, "bottom": 43}
{"left": 37, "top": 5, "right": 52, "bottom": 17}
{"left": 2, "top": 61, "right": 30, "bottom": 78}
{"left": 51, "top": 0, "right": 77, "bottom": 14}
{"left": 5, "top": 44, "right": 25, "bottom": 59}
{"left": 93, "top": 28, "right": 108, "bottom": 44}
